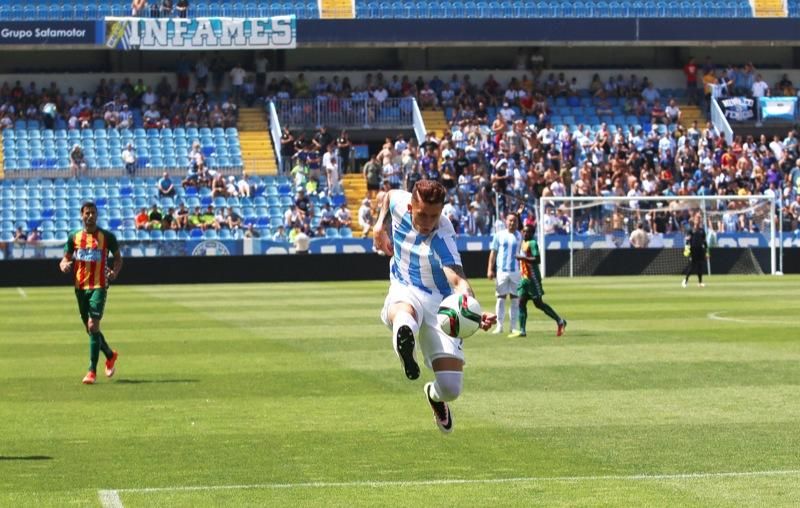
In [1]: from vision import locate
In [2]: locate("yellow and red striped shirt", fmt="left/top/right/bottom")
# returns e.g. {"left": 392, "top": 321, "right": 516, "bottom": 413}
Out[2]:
{"left": 64, "top": 228, "right": 119, "bottom": 289}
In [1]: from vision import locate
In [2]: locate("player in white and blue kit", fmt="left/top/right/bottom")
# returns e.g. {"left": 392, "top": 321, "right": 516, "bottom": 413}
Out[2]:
{"left": 486, "top": 213, "right": 522, "bottom": 335}
{"left": 373, "top": 180, "right": 496, "bottom": 434}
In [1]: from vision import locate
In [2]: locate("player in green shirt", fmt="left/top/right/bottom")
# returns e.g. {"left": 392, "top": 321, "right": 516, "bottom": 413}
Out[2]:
{"left": 59, "top": 202, "right": 123, "bottom": 384}
{"left": 509, "top": 224, "right": 567, "bottom": 338}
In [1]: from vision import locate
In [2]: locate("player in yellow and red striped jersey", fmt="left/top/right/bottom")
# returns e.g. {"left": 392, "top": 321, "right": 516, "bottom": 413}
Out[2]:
{"left": 59, "top": 202, "right": 123, "bottom": 385}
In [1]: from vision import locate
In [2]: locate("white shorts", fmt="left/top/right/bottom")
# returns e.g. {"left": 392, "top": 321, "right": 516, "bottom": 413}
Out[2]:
{"left": 380, "top": 282, "right": 465, "bottom": 368}
{"left": 495, "top": 271, "right": 521, "bottom": 297}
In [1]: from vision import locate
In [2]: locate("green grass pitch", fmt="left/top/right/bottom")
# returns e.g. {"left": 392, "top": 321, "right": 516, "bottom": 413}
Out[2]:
{"left": 1, "top": 275, "right": 799, "bottom": 507}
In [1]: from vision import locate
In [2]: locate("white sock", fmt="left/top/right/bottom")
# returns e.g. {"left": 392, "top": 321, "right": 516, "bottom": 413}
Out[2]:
{"left": 509, "top": 297, "right": 519, "bottom": 331}
{"left": 392, "top": 310, "right": 419, "bottom": 343}
{"left": 429, "top": 370, "right": 463, "bottom": 402}
{"left": 495, "top": 297, "right": 505, "bottom": 329}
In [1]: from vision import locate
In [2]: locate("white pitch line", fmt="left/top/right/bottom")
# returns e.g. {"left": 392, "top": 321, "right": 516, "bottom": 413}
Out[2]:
{"left": 707, "top": 312, "right": 796, "bottom": 325}
{"left": 108, "top": 469, "right": 800, "bottom": 495}
{"left": 98, "top": 489, "right": 123, "bottom": 508}
{"left": 16, "top": 287, "right": 27, "bottom": 299}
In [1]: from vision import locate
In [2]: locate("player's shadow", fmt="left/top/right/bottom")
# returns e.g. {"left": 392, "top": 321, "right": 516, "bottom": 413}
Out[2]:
{"left": 0, "top": 456, "right": 53, "bottom": 461}
{"left": 115, "top": 379, "right": 199, "bottom": 384}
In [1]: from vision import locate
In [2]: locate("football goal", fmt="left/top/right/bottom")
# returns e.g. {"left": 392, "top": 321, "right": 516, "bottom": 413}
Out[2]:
{"left": 536, "top": 194, "right": 782, "bottom": 277}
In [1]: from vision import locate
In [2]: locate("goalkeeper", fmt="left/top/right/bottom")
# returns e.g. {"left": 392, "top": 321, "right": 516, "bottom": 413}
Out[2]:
{"left": 682, "top": 213, "right": 709, "bottom": 288}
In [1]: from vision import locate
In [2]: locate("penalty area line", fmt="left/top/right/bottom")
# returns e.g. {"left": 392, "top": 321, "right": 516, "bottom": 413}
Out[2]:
{"left": 103, "top": 469, "right": 800, "bottom": 497}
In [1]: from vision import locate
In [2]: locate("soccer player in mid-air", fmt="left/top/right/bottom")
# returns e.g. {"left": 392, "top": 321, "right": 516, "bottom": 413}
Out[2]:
{"left": 59, "top": 202, "right": 122, "bottom": 385}
{"left": 486, "top": 213, "right": 523, "bottom": 335}
{"left": 682, "top": 212, "right": 708, "bottom": 288}
{"left": 509, "top": 223, "right": 567, "bottom": 338}
{"left": 373, "top": 180, "right": 496, "bottom": 433}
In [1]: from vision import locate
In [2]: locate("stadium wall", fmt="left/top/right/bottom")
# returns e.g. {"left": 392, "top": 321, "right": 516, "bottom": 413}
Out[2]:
{"left": 1, "top": 248, "right": 795, "bottom": 287}
{"left": 296, "top": 19, "right": 800, "bottom": 45}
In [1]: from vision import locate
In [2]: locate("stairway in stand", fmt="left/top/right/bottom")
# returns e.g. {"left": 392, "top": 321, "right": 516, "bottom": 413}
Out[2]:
{"left": 319, "top": 0, "right": 354, "bottom": 18}
{"left": 421, "top": 109, "right": 450, "bottom": 140}
{"left": 237, "top": 107, "right": 277, "bottom": 176}
{"left": 752, "top": 0, "right": 785, "bottom": 17}
{"left": 679, "top": 104, "right": 706, "bottom": 131}
{"left": 342, "top": 173, "right": 368, "bottom": 237}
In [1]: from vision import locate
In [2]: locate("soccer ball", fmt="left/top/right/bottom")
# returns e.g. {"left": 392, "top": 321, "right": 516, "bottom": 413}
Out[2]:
{"left": 437, "top": 294, "right": 483, "bottom": 339}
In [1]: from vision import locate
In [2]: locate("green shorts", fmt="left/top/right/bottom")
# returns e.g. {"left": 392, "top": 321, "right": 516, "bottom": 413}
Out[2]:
{"left": 518, "top": 277, "right": 544, "bottom": 300}
{"left": 75, "top": 288, "right": 107, "bottom": 324}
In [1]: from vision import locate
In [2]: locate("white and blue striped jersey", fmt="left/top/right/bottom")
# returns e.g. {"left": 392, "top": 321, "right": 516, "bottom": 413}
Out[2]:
{"left": 490, "top": 229, "right": 522, "bottom": 273}
{"left": 389, "top": 191, "right": 461, "bottom": 296}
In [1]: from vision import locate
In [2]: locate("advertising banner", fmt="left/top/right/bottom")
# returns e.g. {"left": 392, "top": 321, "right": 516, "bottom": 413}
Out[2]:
{"left": 717, "top": 97, "right": 755, "bottom": 122}
{"left": 0, "top": 21, "right": 103, "bottom": 45}
{"left": 759, "top": 97, "right": 798, "bottom": 122}
{"left": 104, "top": 15, "right": 296, "bottom": 50}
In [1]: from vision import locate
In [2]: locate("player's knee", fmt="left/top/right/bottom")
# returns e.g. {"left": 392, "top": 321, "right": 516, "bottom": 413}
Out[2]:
{"left": 434, "top": 371, "right": 463, "bottom": 402}
{"left": 87, "top": 318, "right": 99, "bottom": 333}
{"left": 532, "top": 298, "right": 544, "bottom": 309}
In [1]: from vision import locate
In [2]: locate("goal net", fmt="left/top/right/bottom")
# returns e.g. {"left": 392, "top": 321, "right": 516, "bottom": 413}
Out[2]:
{"left": 537, "top": 195, "right": 780, "bottom": 277}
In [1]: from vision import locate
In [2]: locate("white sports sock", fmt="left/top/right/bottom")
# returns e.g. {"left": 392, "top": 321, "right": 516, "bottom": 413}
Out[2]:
{"left": 509, "top": 296, "right": 519, "bottom": 331}
{"left": 495, "top": 297, "right": 505, "bottom": 329}
{"left": 392, "top": 310, "right": 419, "bottom": 341}
{"left": 429, "top": 370, "right": 463, "bottom": 402}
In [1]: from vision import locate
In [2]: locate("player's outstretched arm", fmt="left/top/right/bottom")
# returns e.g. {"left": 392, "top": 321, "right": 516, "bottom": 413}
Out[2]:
{"left": 444, "top": 264, "right": 497, "bottom": 331}
{"left": 373, "top": 190, "right": 397, "bottom": 256}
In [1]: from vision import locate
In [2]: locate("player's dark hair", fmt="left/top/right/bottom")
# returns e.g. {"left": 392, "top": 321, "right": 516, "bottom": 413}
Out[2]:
{"left": 81, "top": 201, "right": 97, "bottom": 213}
{"left": 412, "top": 180, "right": 447, "bottom": 205}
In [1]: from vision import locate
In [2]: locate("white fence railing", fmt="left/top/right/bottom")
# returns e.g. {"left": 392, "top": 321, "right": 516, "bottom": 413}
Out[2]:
{"left": 411, "top": 98, "right": 426, "bottom": 145}
{"left": 268, "top": 101, "right": 283, "bottom": 171}
{"left": 273, "top": 98, "right": 414, "bottom": 129}
{"left": 710, "top": 97, "right": 734, "bottom": 145}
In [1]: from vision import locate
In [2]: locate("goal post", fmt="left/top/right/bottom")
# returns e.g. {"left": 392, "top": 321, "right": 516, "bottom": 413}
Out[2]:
{"left": 537, "top": 194, "right": 781, "bottom": 278}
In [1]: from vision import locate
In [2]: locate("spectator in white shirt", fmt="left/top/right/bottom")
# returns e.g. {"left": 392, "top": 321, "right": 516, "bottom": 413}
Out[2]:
{"left": 229, "top": 63, "right": 247, "bottom": 104}
{"left": 358, "top": 198, "right": 373, "bottom": 236}
{"left": 751, "top": 74, "right": 770, "bottom": 98}
{"left": 372, "top": 85, "right": 388, "bottom": 103}
{"left": 665, "top": 99, "right": 682, "bottom": 125}
{"left": 499, "top": 102, "right": 515, "bottom": 123}
{"left": 322, "top": 144, "right": 339, "bottom": 196}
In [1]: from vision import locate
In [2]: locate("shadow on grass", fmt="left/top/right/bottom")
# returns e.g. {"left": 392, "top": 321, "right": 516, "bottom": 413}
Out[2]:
{"left": 115, "top": 379, "right": 199, "bottom": 384}
{"left": 0, "top": 456, "right": 53, "bottom": 461}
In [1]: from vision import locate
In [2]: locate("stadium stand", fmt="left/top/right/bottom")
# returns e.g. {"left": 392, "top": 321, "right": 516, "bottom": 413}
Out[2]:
{"left": 0, "top": 173, "right": 351, "bottom": 242}
{"left": 2, "top": 127, "right": 243, "bottom": 175}
{"left": 354, "top": 0, "right": 753, "bottom": 18}
{"left": 0, "top": 1, "right": 320, "bottom": 19}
